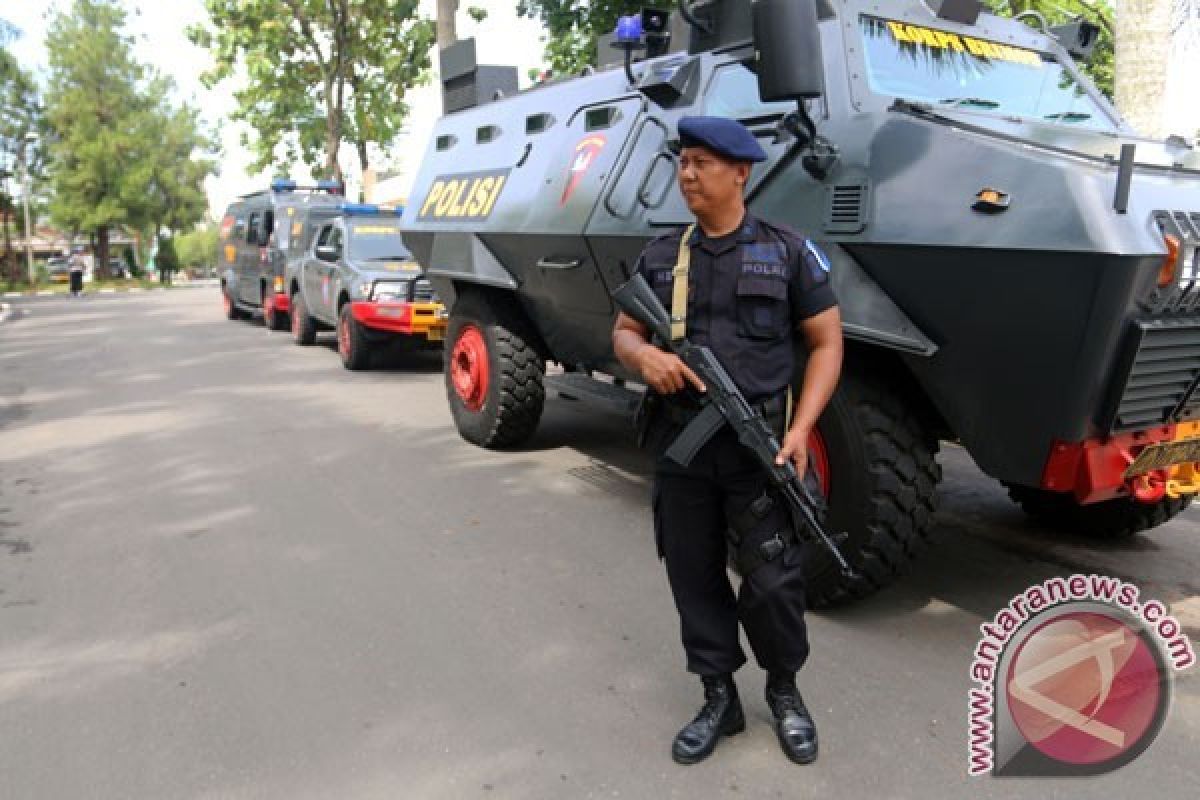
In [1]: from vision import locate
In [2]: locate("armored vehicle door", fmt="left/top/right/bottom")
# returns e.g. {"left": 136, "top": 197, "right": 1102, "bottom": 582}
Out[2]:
{"left": 240, "top": 209, "right": 264, "bottom": 305}
{"left": 515, "top": 96, "right": 644, "bottom": 367}
{"left": 310, "top": 222, "right": 343, "bottom": 323}
{"left": 305, "top": 223, "right": 330, "bottom": 321}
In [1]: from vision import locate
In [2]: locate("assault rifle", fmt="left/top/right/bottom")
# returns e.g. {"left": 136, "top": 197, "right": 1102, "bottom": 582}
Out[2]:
{"left": 614, "top": 273, "right": 857, "bottom": 579}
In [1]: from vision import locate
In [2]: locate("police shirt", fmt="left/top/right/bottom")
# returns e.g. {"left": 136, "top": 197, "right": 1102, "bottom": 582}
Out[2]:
{"left": 632, "top": 214, "right": 837, "bottom": 404}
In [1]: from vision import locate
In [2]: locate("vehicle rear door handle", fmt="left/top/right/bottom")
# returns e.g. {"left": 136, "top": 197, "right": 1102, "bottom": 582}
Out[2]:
{"left": 537, "top": 257, "right": 582, "bottom": 270}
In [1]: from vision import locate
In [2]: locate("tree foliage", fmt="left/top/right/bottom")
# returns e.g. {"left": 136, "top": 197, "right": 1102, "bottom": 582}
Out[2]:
{"left": 1, "top": 20, "right": 46, "bottom": 282}
{"left": 189, "top": 1, "right": 436, "bottom": 183}
{"left": 516, "top": 0, "right": 643, "bottom": 76}
{"left": 985, "top": 0, "right": 1115, "bottom": 98}
{"left": 176, "top": 223, "right": 219, "bottom": 269}
{"left": 44, "top": 0, "right": 215, "bottom": 277}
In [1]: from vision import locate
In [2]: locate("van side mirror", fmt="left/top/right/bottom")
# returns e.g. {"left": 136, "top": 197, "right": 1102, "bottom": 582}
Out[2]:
{"left": 315, "top": 244, "right": 340, "bottom": 262}
{"left": 752, "top": 0, "right": 823, "bottom": 101}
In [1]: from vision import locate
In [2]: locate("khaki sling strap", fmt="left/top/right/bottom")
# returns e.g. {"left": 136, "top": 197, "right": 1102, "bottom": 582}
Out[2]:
{"left": 670, "top": 225, "right": 696, "bottom": 343}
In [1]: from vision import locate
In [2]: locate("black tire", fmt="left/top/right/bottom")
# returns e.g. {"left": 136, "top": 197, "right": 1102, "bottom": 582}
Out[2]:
{"left": 445, "top": 291, "right": 545, "bottom": 448}
{"left": 264, "top": 291, "right": 289, "bottom": 331}
{"left": 804, "top": 365, "right": 941, "bottom": 608}
{"left": 1007, "top": 485, "right": 1193, "bottom": 539}
{"left": 222, "top": 286, "right": 244, "bottom": 320}
{"left": 290, "top": 291, "right": 317, "bottom": 346}
{"left": 338, "top": 303, "right": 372, "bottom": 371}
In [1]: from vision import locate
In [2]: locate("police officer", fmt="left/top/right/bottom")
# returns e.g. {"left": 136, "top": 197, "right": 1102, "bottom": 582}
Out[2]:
{"left": 613, "top": 116, "right": 843, "bottom": 766}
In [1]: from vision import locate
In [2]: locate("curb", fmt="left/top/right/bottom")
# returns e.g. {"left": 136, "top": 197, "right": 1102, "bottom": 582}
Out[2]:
{"left": 0, "top": 282, "right": 219, "bottom": 298}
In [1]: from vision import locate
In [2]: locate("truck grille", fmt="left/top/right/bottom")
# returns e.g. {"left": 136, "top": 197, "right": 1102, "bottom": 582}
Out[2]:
{"left": 1142, "top": 211, "right": 1200, "bottom": 314}
{"left": 1104, "top": 317, "right": 1200, "bottom": 432}
{"left": 412, "top": 277, "right": 437, "bottom": 302}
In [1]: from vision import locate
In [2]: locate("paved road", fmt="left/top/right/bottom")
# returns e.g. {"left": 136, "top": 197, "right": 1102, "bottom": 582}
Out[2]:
{"left": 1, "top": 290, "right": 1197, "bottom": 799}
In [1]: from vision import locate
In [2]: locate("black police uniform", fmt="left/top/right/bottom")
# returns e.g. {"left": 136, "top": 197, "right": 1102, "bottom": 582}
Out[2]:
{"left": 634, "top": 214, "right": 837, "bottom": 678}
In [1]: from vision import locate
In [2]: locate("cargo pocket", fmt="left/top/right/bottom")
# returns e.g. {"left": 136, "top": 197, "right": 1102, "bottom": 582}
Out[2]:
{"left": 735, "top": 276, "right": 789, "bottom": 339}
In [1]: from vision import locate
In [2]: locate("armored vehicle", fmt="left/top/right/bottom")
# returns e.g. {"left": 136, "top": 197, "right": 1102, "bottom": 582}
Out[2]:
{"left": 403, "top": 0, "right": 1200, "bottom": 606}
{"left": 286, "top": 203, "right": 446, "bottom": 370}
{"left": 218, "top": 178, "right": 345, "bottom": 330}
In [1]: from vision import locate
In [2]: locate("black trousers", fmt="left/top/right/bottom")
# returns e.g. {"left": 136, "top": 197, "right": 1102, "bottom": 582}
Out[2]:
{"left": 651, "top": 423, "right": 810, "bottom": 677}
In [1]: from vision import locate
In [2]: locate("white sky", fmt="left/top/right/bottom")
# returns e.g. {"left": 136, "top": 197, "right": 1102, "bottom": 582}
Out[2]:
{"left": 4, "top": 2, "right": 1199, "bottom": 221}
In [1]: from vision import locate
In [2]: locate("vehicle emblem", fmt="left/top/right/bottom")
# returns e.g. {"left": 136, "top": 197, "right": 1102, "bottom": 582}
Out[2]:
{"left": 561, "top": 134, "right": 607, "bottom": 206}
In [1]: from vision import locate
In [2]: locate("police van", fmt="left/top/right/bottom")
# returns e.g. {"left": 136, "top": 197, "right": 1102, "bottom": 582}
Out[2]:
{"left": 285, "top": 203, "right": 447, "bottom": 370}
{"left": 217, "top": 178, "right": 344, "bottom": 329}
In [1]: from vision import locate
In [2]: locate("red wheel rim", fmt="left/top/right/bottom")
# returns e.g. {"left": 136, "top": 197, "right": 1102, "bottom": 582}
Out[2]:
{"left": 451, "top": 325, "right": 489, "bottom": 411}
{"left": 291, "top": 297, "right": 301, "bottom": 337}
{"left": 808, "top": 427, "right": 831, "bottom": 497}
{"left": 338, "top": 312, "right": 351, "bottom": 359}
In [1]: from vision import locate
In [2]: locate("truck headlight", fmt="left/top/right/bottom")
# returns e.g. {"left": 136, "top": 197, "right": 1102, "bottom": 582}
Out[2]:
{"left": 372, "top": 281, "right": 409, "bottom": 301}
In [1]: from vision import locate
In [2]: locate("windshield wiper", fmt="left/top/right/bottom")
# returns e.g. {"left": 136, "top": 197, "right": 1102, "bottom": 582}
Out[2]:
{"left": 1043, "top": 111, "right": 1092, "bottom": 123}
{"left": 940, "top": 97, "right": 1000, "bottom": 109}
{"left": 364, "top": 256, "right": 411, "bottom": 261}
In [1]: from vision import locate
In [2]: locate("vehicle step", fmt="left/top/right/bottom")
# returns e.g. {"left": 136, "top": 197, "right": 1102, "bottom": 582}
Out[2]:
{"left": 546, "top": 371, "right": 643, "bottom": 416}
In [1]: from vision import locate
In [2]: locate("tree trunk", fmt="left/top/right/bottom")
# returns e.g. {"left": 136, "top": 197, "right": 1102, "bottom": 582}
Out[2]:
{"left": 356, "top": 140, "right": 373, "bottom": 202}
{"left": 2, "top": 194, "right": 13, "bottom": 285}
{"left": 437, "top": 0, "right": 459, "bottom": 48}
{"left": 1114, "top": 0, "right": 1171, "bottom": 138}
{"left": 97, "top": 226, "right": 110, "bottom": 281}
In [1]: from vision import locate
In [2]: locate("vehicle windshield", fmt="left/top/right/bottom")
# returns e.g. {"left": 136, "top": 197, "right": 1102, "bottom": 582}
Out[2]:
{"left": 346, "top": 221, "right": 412, "bottom": 261}
{"left": 859, "top": 15, "right": 1118, "bottom": 132}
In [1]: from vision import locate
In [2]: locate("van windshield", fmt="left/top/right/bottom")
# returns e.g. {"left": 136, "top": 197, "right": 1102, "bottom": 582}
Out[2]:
{"left": 347, "top": 221, "right": 412, "bottom": 261}
{"left": 859, "top": 15, "right": 1117, "bottom": 132}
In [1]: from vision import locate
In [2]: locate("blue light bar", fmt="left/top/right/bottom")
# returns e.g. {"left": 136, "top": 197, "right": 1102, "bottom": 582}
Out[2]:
{"left": 271, "top": 177, "right": 298, "bottom": 192}
{"left": 317, "top": 179, "right": 343, "bottom": 192}
{"left": 340, "top": 202, "right": 381, "bottom": 215}
{"left": 615, "top": 14, "right": 643, "bottom": 43}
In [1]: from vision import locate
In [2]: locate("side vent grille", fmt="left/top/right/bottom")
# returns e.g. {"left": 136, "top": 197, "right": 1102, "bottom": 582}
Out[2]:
{"left": 823, "top": 183, "right": 868, "bottom": 234}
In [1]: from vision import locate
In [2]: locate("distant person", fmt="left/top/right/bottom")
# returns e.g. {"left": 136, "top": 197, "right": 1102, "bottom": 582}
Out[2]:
{"left": 68, "top": 256, "right": 85, "bottom": 297}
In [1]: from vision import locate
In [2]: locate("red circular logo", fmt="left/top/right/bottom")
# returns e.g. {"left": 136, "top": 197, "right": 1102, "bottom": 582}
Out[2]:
{"left": 1005, "top": 611, "right": 1166, "bottom": 767}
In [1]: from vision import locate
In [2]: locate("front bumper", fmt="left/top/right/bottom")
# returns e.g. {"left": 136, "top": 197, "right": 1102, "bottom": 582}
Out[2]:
{"left": 1041, "top": 421, "right": 1200, "bottom": 503}
{"left": 350, "top": 301, "right": 446, "bottom": 340}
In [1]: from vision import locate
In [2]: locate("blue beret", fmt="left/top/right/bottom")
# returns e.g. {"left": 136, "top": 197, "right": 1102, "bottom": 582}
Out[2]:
{"left": 677, "top": 116, "right": 767, "bottom": 163}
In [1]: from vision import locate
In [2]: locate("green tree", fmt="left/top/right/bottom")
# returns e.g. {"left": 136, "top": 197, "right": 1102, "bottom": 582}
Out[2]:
{"left": 133, "top": 77, "right": 219, "bottom": 239}
{"left": 1, "top": 20, "right": 46, "bottom": 284}
{"left": 175, "top": 223, "right": 219, "bottom": 272}
{"left": 984, "top": 1, "right": 1115, "bottom": 98}
{"left": 155, "top": 233, "right": 180, "bottom": 285}
{"left": 190, "top": 1, "right": 436, "bottom": 185}
{"left": 516, "top": 0, "right": 643, "bottom": 76}
{"left": 44, "top": 0, "right": 214, "bottom": 279}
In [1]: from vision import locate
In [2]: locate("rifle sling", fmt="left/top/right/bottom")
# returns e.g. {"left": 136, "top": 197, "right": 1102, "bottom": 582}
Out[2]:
{"left": 670, "top": 225, "right": 695, "bottom": 344}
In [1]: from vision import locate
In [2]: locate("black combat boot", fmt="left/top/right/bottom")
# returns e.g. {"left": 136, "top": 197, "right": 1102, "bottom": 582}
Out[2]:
{"left": 671, "top": 674, "right": 745, "bottom": 765}
{"left": 765, "top": 673, "right": 818, "bottom": 765}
